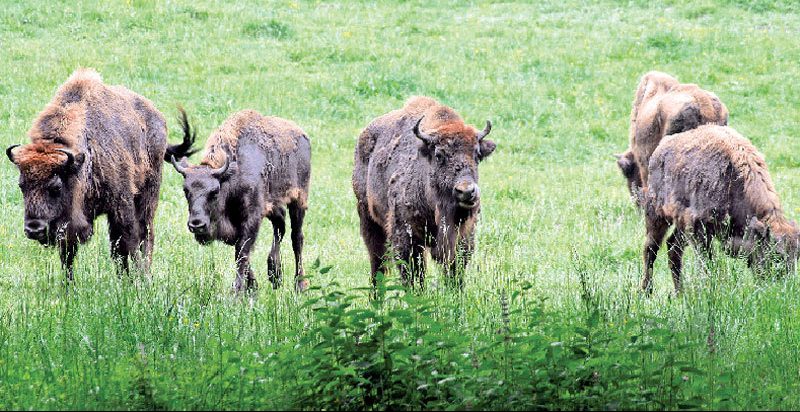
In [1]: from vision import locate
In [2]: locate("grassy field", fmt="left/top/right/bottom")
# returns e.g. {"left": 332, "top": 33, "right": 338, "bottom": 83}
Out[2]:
{"left": 3, "top": 0, "right": 800, "bottom": 409}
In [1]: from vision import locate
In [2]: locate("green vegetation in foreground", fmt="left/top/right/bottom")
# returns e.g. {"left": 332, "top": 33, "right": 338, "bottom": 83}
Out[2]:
{"left": 2, "top": 0, "right": 800, "bottom": 409}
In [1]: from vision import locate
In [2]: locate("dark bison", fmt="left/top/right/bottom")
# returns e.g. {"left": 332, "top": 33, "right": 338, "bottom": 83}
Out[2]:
{"left": 169, "top": 110, "right": 311, "bottom": 293}
{"left": 5, "top": 68, "right": 194, "bottom": 280}
{"left": 353, "top": 96, "right": 496, "bottom": 288}
{"left": 616, "top": 71, "right": 728, "bottom": 204}
{"left": 642, "top": 125, "right": 799, "bottom": 294}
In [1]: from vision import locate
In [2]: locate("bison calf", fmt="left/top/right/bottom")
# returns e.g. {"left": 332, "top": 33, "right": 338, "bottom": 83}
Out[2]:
{"left": 5, "top": 69, "right": 193, "bottom": 280}
{"left": 642, "top": 125, "right": 799, "bottom": 294}
{"left": 170, "top": 110, "right": 311, "bottom": 292}
{"left": 616, "top": 71, "right": 728, "bottom": 204}
{"left": 353, "top": 96, "right": 496, "bottom": 289}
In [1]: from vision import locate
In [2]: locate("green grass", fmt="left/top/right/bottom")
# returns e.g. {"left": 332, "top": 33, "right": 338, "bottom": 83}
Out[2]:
{"left": 2, "top": 0, "right": 800, "bottom": 409}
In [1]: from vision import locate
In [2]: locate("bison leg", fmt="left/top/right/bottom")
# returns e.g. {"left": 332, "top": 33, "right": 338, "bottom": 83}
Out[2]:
{"left": 391, "top": 222, "right": 425, "bottom": 289}
{"left": 446, "top": 233, "right": 476, "bottom": 290}
{"left": 288, "top": 203, "right": 308, "bottom": 292}
{"left": 358, "top": 204, "right": 387, "bottom": 287}
{"left": 135, "top": 176, "right": 161, "bottom": 272}
{"left": 397, "top": 242, "right": 425, "bottom": 290}
{"left": 108, "top": 209, "right": 140, "bottom": 276}
{"left": 234, "top": 234, "right": 259, "bottom": 293}
{"left": 59, "top": 239, "right": 78, "bottom": 283}
{"left": 642, "top": 216, "right": 669, "bottom": 295}
{"left": 266, "top": 207, "right": 286, "bottom": 289}
{"left": 666, "top": 228, "right": 687, "bottom": 294}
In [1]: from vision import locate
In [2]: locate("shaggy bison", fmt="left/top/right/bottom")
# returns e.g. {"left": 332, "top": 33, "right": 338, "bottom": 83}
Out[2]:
{"left": 616, "top": 71, "right": 728, "bottom": 204}
{"left": 353, "top": 96, "right": 496, "bottom": 288}
{"left": 5, "top": 68, "right": 194, "bottom": 279}
{"left": 170, "top": 110, "right": 311, "bottom": 292}
{"left": 642, "top": 125, "right": 799, "bottom": 294}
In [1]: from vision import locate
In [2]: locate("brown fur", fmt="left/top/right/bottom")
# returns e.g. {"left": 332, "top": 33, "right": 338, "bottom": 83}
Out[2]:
{"left": 6, "top": 68, "right": 187, "bottom": 279}
{"left": 641, "top": 125, "right": 799, "bottom": 294}
{"left": 617, "top": 71, "right": 729, "bottom": 205}
{"left": 171, "top": 110, "right": 311, "bottom": 292}
{"left": 353, "top": 96, "right": 496, "bottom": 289}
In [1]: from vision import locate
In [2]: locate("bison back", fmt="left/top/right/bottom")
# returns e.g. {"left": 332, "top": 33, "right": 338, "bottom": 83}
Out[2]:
{"left": 354, "top": 103, "right": 431, "bottom": 226}
{"left": 647, "top": 126, "right": 748, "bottom": 229}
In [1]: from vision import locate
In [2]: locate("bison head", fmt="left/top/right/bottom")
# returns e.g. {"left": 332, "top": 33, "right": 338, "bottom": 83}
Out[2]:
{"left": 732, "top": 218, "right": 800, "bottom": 278}
{"left": 414, "top": 117, "right": 495, "bottom": 210}
{"left": 614, "top": 150, "right": 643, "bottom": 203}
{"left": 171, "top": 154, "right": 238, "bottom": 244}
{"left": 6, "top": 144, "right": 86, "bottom": 245}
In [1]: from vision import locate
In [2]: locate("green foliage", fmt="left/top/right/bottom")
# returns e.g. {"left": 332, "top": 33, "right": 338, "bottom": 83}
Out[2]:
{"left": 3, "top": 0, "right": 800, "bottom": 409}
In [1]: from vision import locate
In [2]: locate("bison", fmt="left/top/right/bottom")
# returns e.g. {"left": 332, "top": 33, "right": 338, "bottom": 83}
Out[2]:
{"left": 642, "top": 125, "right": 800, "bottom": 294}
{"left": 169, "top": 110, "right": 311, "bottom": 293}
{"left": 5, "top": 68, "right": 195, "bottom": 280}
{"left": 352, "top": 96, "right": 496, "bottom": 289}
{"left": 616, "top": 71, "right": 728, "bottom": 204}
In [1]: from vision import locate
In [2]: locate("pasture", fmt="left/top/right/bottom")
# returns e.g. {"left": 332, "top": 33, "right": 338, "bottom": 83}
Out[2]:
{"left": 2, "top": 0, "right": 800, "bottom": 409}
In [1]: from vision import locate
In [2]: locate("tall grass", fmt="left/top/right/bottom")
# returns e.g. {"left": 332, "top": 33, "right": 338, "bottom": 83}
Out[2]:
{"left": 2, "top": 0, "right": 800, "bottom": 409}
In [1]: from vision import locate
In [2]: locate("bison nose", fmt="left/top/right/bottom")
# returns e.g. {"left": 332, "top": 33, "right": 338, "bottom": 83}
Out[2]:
{"left": 24, "top": 219, "right": 46, "bottom": 238}
{"left": 188, "top": 218, "right": 208, "bottom": 233}
{"left": 454, "top": 182, "right": 480, "bottom": 208}
{"left": 454, "top": 182, "right": 478, "bottom": 200}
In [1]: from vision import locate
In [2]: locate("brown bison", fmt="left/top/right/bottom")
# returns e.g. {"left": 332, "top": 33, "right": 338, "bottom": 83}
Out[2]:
{"left": 616, "top": 71, "right": 729, "bottom": 204}
{"left": 352, "top": 96, "right": 496, "bottom": 289}
{"left": 642, "top": 125, "right": 800, "bottom": 294}
{"left": 169, "top": 110, "right": 311, "bottom": 293}
{"left": 5, "top": 69, "right": 195, "bottom": 280}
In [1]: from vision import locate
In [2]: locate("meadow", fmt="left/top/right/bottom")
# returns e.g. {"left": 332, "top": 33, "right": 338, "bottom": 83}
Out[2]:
{"left": 2, "top": 0, "right": 800, "bottom": 409}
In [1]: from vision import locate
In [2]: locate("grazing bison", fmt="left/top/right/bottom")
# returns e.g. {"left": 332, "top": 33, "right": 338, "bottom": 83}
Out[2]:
{"left": 642, "top": 125, "right": 800, "bottom": 294}
{"left": 5, "top": 68, "right": 194, "bottom": 280}
{"left": 352, "top": 96, "right": 496, "bottom": 288}
{"left": 170, "top": 110, "right": 311, "bottom": 293}
{"left": 616, "top": 71, "right": 729, "bottom": 204}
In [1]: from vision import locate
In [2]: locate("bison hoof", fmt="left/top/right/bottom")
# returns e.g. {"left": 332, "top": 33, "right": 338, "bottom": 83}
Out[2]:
{"left": 295, "top": 278, "right": 310, "bottom": 293}
{"left": 233, "top": 278, "right": 259, "bottom": 295}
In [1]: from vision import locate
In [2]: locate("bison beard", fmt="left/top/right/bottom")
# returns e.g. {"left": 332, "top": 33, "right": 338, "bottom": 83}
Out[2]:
{"left": 353, "top": 96, "right": 496, "bottom": 289}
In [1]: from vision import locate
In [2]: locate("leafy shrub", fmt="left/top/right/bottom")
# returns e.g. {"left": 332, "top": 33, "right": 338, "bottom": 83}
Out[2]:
{"left": 262, "top": 266, "right": 721, "bottom": 410}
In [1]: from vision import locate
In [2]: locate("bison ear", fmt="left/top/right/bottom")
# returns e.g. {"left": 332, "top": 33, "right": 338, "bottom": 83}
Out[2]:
{"left": 57, "top": 150, "right": 85, "bottom": 175}
{"left": 417, "top": 139, "right": 434, "bottom": 159}
{"left": 72, "top": 153, "right": 86, "bottom": 170}
{"left": 478, "top": 139, "right": 496, "bottom": 161}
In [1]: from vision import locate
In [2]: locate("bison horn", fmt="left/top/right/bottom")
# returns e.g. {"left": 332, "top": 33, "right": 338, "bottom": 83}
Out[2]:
{"left": 170, "top": 155, "right": 189, "bottom": 175}
{"left": 476, "top": 120, "right": 492, "bottom": 141}
{"left": 413, "top": 117, "right": 433, "bottom": 145}
{"left": 55, "top": 148, "right": 76, "bottom": 169}
{"left": 6, "top": 144, "right": 20, "bottom": 163}
{"left": 210, "top": 154, "right": 231, "bottom": 178}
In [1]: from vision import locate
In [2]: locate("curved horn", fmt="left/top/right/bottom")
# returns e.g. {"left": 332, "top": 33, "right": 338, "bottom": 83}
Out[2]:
{"left": 210, "top": 154, "right": 230, "bottom": 178}
{"left": 6, "top": 144, "right": 20, "bottom": 163}
{"left": 413, "top": 116, "right": 432, "bottom": 145}
{"left": 55, "top": 148, "right": 75, "bottom": 169}
{"left": 476, "top": 120, "right": 492, "bottom": 141}
{"left": 170, "top": 155, "right": 189, "bottom": 175}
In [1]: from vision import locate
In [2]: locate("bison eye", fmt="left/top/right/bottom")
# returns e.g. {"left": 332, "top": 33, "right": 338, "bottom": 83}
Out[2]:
{"left": 47, "top": 181, "right": 62, "bottom": 197}
{"left": 435, "top": 152, "right": 445, "bottom": 164}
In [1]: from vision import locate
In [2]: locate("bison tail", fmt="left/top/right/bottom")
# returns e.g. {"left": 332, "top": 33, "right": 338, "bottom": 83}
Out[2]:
{"left": 165, "top": 105, "right": 199, "bottom": 162}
